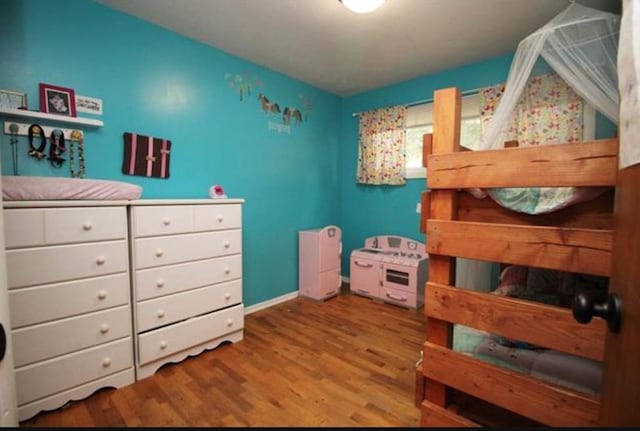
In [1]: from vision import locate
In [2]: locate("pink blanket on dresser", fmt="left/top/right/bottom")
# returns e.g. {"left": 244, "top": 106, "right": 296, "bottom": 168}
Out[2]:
{"left": 2, "top": 176, "right": 142, "bottom": 201}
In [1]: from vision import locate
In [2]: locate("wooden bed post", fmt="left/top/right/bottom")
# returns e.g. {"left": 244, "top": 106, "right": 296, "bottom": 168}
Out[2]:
{"left": 422, "top": 88, "right": 460, "bottom": 412}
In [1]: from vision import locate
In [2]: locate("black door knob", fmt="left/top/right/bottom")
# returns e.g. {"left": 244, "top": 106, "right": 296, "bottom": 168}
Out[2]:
{"left": 572, "top": 293, "right": 622, "bottom": 333}
{"left": 0, "top": 322, "right": 6, "bottom": 362}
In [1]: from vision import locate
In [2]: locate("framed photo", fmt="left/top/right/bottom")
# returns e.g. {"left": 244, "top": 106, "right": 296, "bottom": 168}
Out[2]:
{"left": 39, "top": 83, "right": 76, "bottom": 117}
{"left": 0, "top": 89, "right": 27, "bottom": 110}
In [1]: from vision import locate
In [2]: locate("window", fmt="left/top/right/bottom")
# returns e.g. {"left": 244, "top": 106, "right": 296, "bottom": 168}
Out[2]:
{"left": 404, "top": 91, "right": 595, "bottom": 179}
{"left": 405, "top": 93, "right": 482, "bottom": 179}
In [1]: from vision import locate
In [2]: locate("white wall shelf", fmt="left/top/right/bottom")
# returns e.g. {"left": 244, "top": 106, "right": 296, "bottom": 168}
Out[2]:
{"left": 3, "top": 121, "right": 85, "bottom": 140}
{"left": 0, "top": 107, "right": 103, "bottom": 127}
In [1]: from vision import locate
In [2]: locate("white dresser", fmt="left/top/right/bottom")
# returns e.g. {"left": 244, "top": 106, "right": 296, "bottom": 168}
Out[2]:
{"left": 3, "top": 201, "right": 135, "bottom": 422}
{"left": 129, "top": 199, "right": 245, "bottom": 380}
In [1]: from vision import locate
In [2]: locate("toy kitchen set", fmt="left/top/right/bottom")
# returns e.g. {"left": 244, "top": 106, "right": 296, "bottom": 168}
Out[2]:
{"left": 350, "top": 235, "right": 428, "bottom": 309}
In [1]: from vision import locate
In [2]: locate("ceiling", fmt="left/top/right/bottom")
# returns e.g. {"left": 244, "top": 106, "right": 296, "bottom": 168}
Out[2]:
{"left": 96, "top": 0, "right": 620, "bottom": 96}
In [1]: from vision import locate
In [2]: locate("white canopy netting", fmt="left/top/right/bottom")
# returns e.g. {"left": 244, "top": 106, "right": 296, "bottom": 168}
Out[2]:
{"left": 479, "top": 2, "right": 621, "bottom": 150}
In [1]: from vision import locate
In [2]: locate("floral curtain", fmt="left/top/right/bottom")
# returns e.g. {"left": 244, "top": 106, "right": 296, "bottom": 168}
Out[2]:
{"left": 480, "top": 72, "right": 584, "bottom": 147}
{"left": 356, "top": 106, "right": 407, "bottom": 185}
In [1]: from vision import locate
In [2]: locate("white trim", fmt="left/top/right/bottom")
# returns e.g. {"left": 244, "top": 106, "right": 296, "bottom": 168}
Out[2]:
{"left": 341, "top": 276, "right": 350, "bottom": 283}
{"left": 4, "top": 121, "right": 84, "bottom": 140}
{"left": 405, "top": 166, "right": 427, "bottom": 179}
{"left": 0, "top": 107, "right": 103, "bottom": 127}
{"left": 243, "top": 291, "right": 299, "bottom": 315}
{"left": 583, "top": 102, "right": 596, "bottom": 141}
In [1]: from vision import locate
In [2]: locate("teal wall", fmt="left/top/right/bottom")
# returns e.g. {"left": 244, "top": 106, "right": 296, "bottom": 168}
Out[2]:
{"left": 339, "top": 54, "right": 516, "bottom": 273}
{"left": 0, "top": 0, "right": 619, "bottom": 302}
{"left": 0, "top": 0, "right": 342, "bottom": 306}
{"left": 338, "top": 55, "right": 618, "bottom": 274}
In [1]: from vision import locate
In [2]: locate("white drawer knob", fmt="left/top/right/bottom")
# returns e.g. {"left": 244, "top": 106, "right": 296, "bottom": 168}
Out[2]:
{"left": 223, "top": 240, "right": 230, "bottom": 248}
{"left": 162, "top": 217, "right": 171, "bottom": 226}
{"left": 156, "top": 279, "right": 165, "bottom": 288}
{"left": 226, "top": 318, "right": 233, "bottom": 327}
{"left": 160, "top": 340, "right": 168, "bottom": 350}
{"left": 100, "top": 324, "right": 110, "bottom": 334}
{"left": 156, "top": 309, "right": 165, "bottom": 318}
{"left": 217, "top": 215, "right": 224, "bottom": 222}
{"left": 83, "top": 222, "right": 93, "bottom": 231}
{"left": 96, "top": 256, "right": 106, "bottom": 265}
{"left": 224, "top": 267, "right": 231, "bottom": 274}
{"left": 224, "top": 292, "right": 231, "bottom": 300}
{"left": 155, "top": 249, "right": 164, "bottom": 257}
{"left": 102, "top": 357, "right": 112, "bottom": 368}
{"left": 97, "top": 290, "right": 107, "bottom": 300}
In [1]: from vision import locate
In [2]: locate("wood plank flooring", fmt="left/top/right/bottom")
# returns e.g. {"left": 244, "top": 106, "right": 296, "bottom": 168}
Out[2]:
{"left": 22, "top": 289, "right": 426, "bottom": 427}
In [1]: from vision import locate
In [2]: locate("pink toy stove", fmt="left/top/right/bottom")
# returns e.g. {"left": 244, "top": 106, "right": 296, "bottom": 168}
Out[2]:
{"left": 350, "top": 235, "right": 428, "bottom": 309}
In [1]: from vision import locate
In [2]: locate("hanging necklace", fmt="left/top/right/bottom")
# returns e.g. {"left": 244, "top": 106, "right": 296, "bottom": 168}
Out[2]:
{"left": 48, "top": 129, "right": 66, "bottom": 168}
{"left": 69, "top": 130, "right": 86, "bottom": 178}
{"left": 8, "top": 123, "right": 19, "bottom": 175}
{"left": 27, "top": 124, "right": 47, "bottom": 160}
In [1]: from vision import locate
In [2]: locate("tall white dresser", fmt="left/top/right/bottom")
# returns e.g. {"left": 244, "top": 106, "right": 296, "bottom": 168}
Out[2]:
{"left": 3, "top": 201, "right": 135, "bottom": 422}
{"left": 129, "top": 199, "right": 245, "bottom": 380}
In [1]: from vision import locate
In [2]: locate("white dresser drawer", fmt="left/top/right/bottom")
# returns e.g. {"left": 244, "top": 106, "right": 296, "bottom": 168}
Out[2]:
{"left": 4, "top": 209, "right": 44, "bottom": 249}
{"left": 15, "top": 337, "right": 132, "bottom": 406}
{"left": 136, "top": 279, "right": 242, "bottom": 332}
{"left": 132, "top": 206, "right": 193, "bottom": 237}
{"left": 9, "top": 273, "right": 129, "bottom": 328}
{"left": 134, "top": 230, "right": 241, "bottom": 269}
{"left": 4, "top": 207, "right": 126, "bottom": 248}
{"left": 135, "top": 255, "right": 242, "bottom": 301}
{"left": 6, "top": 240, "right": 128, "bottom": 289}
{"left": 12, "top": 306, "right": 131, "bottom": 367}
{"left": 44, "top": 207, "right": 126, "bottom": 245}
{"left": 138, "top": 304, "right": 243, "bottom": 365}
{"left": 194, "top": 204, "right": 241, "bottom": 231}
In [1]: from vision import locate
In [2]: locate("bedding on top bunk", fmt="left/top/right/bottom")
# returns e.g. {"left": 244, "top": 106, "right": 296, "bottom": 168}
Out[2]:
{"left": 2, "top": 175, "right": 142, "bottom": 201}
{"left": 452, "top": 264, "right": 608, "bottom": 396}
{"left": 466, "top": 186, "right": 610, "bottom": 215}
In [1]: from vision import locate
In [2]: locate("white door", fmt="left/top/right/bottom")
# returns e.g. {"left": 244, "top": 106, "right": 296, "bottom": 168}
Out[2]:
{"left": 0, "top": 171, "right": 18, "bottom": 425}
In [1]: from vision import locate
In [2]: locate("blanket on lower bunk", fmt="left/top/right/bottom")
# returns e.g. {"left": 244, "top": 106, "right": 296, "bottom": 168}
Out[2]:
{"left": 452, "top": 264, "right": 608, "bottom": 396}
{"left": 453, "top": 325, "right": 602, "bottom": 396}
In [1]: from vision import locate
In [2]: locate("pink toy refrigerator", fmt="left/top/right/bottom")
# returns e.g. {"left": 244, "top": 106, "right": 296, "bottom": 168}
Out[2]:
{"left": 298, "top": 225, "right": 342, "bottom": 300}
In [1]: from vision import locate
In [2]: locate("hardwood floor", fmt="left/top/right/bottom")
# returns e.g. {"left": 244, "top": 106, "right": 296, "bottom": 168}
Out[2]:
{"left": 22, "top": 289, "right": 426, "bottom": 427}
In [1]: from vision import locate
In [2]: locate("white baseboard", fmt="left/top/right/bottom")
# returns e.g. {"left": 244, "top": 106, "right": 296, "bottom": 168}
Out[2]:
{"left": 244, "top": 291, "right": 299, "bottom": 315}
{"left": 244, "top": 278, "right": 350, "bottom": 316}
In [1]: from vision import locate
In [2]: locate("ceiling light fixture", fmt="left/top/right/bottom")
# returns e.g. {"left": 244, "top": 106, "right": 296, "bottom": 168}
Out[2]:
{"left": 340, "top": 0, "right": 385, "bottom": 14}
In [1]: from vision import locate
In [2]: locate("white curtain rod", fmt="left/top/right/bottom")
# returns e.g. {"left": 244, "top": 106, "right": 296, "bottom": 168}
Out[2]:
{"left": 350, "top": 87, "right": 483, "bottom": 118}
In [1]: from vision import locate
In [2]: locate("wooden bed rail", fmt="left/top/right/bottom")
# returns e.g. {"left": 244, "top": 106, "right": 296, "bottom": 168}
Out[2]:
{"left": 426, "top": 282, "right": 606, "bottom": 361}
{"left": 422, "top": 88, "right": 461, "bottom": 408}
{"left": 426, "top": 138, "right": 618, "bottom": 189}
{"left": 421, "top": 401, "right": 481, "bottom": 427}
{"left": 421, "top": 342, "right": 600, "bottom": 427}
{"left": 426, "top": 219, "right": 613, "bottom": 277}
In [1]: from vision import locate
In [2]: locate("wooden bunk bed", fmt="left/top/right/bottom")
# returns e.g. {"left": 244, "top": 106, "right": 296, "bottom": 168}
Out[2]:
{"left": 416, "top": 87, "right": 618, "bottom": 427}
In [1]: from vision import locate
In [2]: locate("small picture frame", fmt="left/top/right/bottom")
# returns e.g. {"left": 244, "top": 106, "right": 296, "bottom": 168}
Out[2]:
{"left": 39, "top": 83, "right": 76, "bottom": 117}
{"left": 0, "top": 89, "right": 27, "bottom": 110}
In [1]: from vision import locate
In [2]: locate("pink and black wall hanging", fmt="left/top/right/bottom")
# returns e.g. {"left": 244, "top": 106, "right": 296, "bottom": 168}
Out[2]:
{"left": 122, "top": 132, "right": 171, "bottom": 179}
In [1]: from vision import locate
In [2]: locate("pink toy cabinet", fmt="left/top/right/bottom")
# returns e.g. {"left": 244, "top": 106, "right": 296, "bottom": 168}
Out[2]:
{"left": 298, "top": 225, "right": 342, "bottom": 300}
